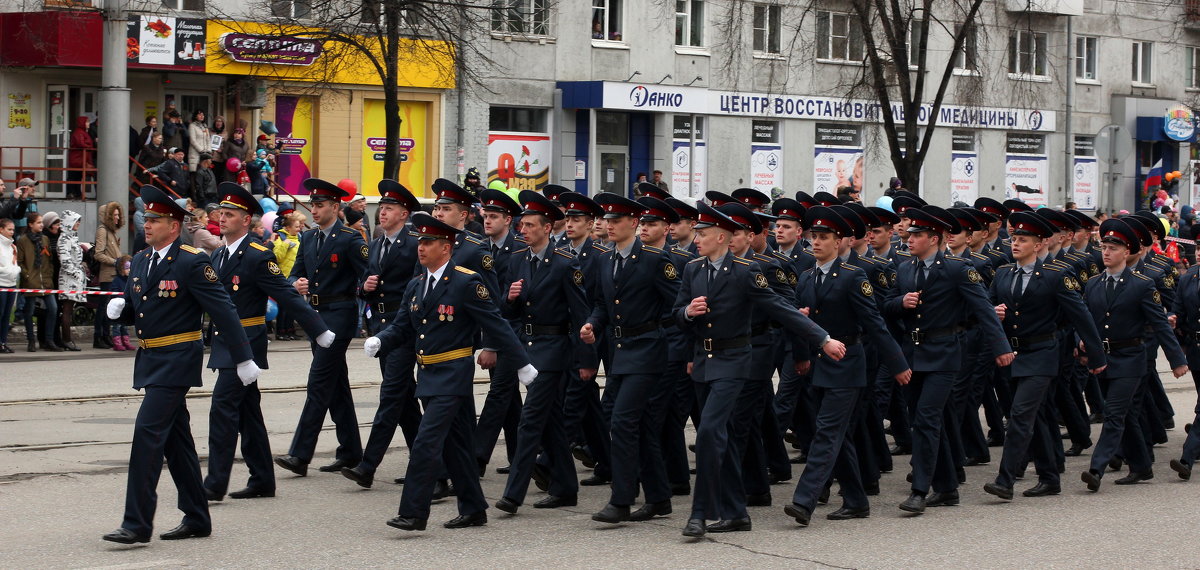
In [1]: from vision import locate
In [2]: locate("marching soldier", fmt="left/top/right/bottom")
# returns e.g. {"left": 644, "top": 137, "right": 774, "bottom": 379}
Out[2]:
{"left": 341, "top": 180, "right": 423, "bottom": 489}
{"left": 666, "top": 197, "right": 699, "bottom": 255}
{"left": 204, "top": 184, "right": 334, "bottom": 502}
{"left": 1170, "top": 260, "right": 1200, "bottom": 481}
{"left": 275, "top": 178, "right": 368, "bottom": 477}
{"left": 102, "top": 187, "right": 260, "bottom": 544}
{"left": 770, "top": 198, "right": 816, "bottom": 470}
{"left": 974, "top": 198, "right": 1012, "bottom": 261}
{"left": 365, "top": 213, "right": 536, "bottom": 532}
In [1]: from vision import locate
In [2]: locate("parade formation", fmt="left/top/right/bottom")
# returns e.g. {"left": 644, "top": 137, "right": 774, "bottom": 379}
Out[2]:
{"left": 99, "top": 177, "right": 1200, "bottom": 544}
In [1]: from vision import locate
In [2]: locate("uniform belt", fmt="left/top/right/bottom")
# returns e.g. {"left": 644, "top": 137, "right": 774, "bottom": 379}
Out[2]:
{"left": 1007, "top": 332, "right": 1055, "bottom": 349}
{"left": 612, "top": 320, "right": 659, "bottom": 338}
{"left": 135, "top": 330, "right": 202, "bottom": 349}
{"left": 1102, "top": 337, "right": 1143, "bottom": 353}
{"left": 309, "top": 294, "right": 355, "bottom": 306}
{"left": 416, "top": 346, "right": 474, "bottom": 365}
{"left": 832, "top": 334, "right": 863, "bottom": 346}
{"left": 908, "top": 325, "right": 963, "bottom": 345}
{"left": 374, "top": 302, "right": 403, "bottom": 315}
{"left": 660, "top": 317, "right": 677, "bottom": 330}
{"left": 698, "top": 335, "right": 751, "bottom": 352}
{"left": 240, "top": 316, "right": 266, "bottom": 327}
{"left": 522, "top": 323, "right": 568, "bottom": 336}
{"left": 1182, "top": 331, "right": 1200, "bottom": 342}
{"left": 750, "top": 322, "right": 770, "bottom": 337}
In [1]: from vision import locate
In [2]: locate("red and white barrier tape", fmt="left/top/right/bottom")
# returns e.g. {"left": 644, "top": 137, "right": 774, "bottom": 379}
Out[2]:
{"left": 1166, "top": 236, "right": 1197, "bottom": 246}
{"left": 0, "top": 288, "right": 124, "bottom": 296}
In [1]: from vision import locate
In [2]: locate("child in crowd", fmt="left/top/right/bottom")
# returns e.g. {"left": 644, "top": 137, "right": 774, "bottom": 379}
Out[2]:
{"left": 109, "top": 255, "right": 133, "bottom": 351}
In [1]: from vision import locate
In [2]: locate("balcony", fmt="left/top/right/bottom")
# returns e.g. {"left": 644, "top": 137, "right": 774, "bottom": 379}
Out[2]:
{"left": 1187, "top": 0, "right": 1200, "bottom": 29}
{"left": 1005, "top": 0, "right": 1083, "bottom": 15}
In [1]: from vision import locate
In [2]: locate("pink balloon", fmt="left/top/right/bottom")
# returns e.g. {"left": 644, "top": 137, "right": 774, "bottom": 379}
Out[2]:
{"left": 261, "top": 211, "right": 277, "bottom": 231}
{"left": 226, "top": 157, "right": 242, "bottom": 172}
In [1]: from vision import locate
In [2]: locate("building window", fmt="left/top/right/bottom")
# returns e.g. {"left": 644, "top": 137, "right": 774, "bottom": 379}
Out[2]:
{"left": 752, "top": 3, "right": 781, "bottom": 55}
{"left": 1188, "top": 47, "right": 1200, "bottom": 89}
{"left": 1132, "top": 41, "right": 1153, "bottom": 85}
{"left": 491, "top": 0, "right": 550, "bottom": 36}
{"left": 1075, "top": 36, "right": 1097, "bottom": 80}
{"left": 489, "top": 107, "right": 548, "bottom": 133}
{"left": 816, "top": 11, "right": 863, "bottom": 62}
{"left": 161, "top": 0, "right": 203, "bottom": 10}
{"left": 592, "top": 0, "right": 622, "bottom": 42}
{"left": 675, "top": 0, "right": 704, "bottom": 47}
{"left": 1007, "top": 30, "right": 1047, "bottom": 77}
{"left": 907, "top": 19, "right": 924, "bottom": 67}
{"left": 953, "top": 24, "right": 978, "bottom": 72}
{"left": 360, "top": 0, "right": 420, "bottom": 26}
{"left": 270, "top": 0, "right": 311, "bottom": 19}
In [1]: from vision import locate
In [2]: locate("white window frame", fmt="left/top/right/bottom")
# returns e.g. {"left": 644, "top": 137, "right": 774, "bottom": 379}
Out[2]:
{"left": 674, "top": 0, "right": 704, "bottom": 48}
{"left": 270, "top": 0, "right": 312, "bottom": 19}
{"left": 952, "top": 24, "right": 978, "bottom": 75}
{"left": 360, "top": 0, "right": 421, "bottom": 28}
{"left": 816, "top": 11, "right": 863, "bottom": 64}
{"left": 1075, "top": 35, "right": 1098, "bottom": 82}
{"left": 591, "top": 0, "right": 624, "bottom": 45}
{"left": 161, "top": 0, "right": 203, "bottom": 11}
{"left": 1007, "top": 30, "right": 1048, "bottom": 80}
{"left": 1187, "top": 47, "right": 1200, "bottom": 90}
{"left": 907, "top": 19, "right": 924, "bottom": 70}
{"left": 1132, "top": 40, "right": 1154, "bottom": 86}
{"left": 490, "top": 0, "right": 551, "bottom": 37}
{"left": 752, "top": 3, "right": 782, "bottom": 56}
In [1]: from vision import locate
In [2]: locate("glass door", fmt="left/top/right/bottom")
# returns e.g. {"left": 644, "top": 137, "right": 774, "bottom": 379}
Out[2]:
{"left": 597, "top": 146, "right": 627, "bottom": 196}
{"left": 44, "top": 85, "right": 69, "bottom": 196}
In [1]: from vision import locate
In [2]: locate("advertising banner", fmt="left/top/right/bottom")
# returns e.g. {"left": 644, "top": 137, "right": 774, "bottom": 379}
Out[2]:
{"left": 672, "top": 141, "right": 707, "bottom": 198}
{"left": 750, "top": 144, "right": 782, "bottom": 196}
{"left": 1005, "top": 155, "right": 1049, "bottom": 208}
{"left": 126, "top": 16, "right": 207, "bottom": 72}
{"left": 273, "top": 95, "right": 314, "bottom": 196}
{"left": 1073, "top": 156, "right": 1098, "bottom": 210}
{"left": 487, "top": 133, "right": 551, "bottom": 191}
{"left": 950, "top": 152, "right": 979, "bottom": 205}
{"left": 361, "top": 99, "right": 428, "bottom": 197}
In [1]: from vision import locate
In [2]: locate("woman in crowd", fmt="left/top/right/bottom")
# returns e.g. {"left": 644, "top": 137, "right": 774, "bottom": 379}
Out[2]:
{"left": 15, "top": 212, "right": 58, "bottom": 352}
{"left": 0, "top": 217, "right": 19, "bottom": 353}
{"left": 92, "top": 201, "right": 122, "bottom": 349}
{"left": 218, "top": 128, "right": 251, "bottom": 184}
{"left": 55, "top": 210, "right": 85, "bottom": 351}
{"left": 40, "top": 211, "right": 65, "bottom": 349}
{"left": 271, "top": 210, "right": 304, "bottom": 341}
{"left": 136, "top": 132, "right": 166, "bottom": 185}
{"left": 67, "top": 116, "right": 94, "bottom": 200}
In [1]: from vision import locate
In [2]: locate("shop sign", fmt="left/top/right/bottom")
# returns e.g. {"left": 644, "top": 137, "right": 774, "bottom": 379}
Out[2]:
{"left": 488, "top": 133, "right": 551, "bottom": 191}
{"left": 219, "top": 33, "right": 323, "bottom": 66}
{"left": 126, "top": 16, "right": 207, "bottom": 71}
{"left": 8, "top": 93, "right": 31, "bottom": 129}
{"left": 275, "top": 137, "right": 308, "bottom": 155}
{"left": 1164, "top": 106, "right": 1195, "bottom": 142}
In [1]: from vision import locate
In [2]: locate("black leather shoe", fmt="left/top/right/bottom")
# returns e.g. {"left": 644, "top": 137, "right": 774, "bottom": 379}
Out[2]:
{"left": 983, "top": 482, "right": 1013, "bottom": 500}
{"left": 1165, "top": 417, "right": 1175, "bottom": 430}
{"left": 387, "top": 516, "right": 427, "bottom": 531}
{"left": 1114, "top": 470, "right": 1153, "bottom": 485}
{"left": 1022, "top": 482, "right": 1061, "bottom": 497}
{"left": 827, "top": 505, "right": 870, "bottom": 520}
{"left": 985, "top": 436, "right": 1004, "bottom": 447}
{"left": 495, "top": 497, "right": 520, "bottom": 514}
{"left": 62, "top": 341, "right": 80, "bottom": 351}
{"left": 102, "top": 528, "right": 149, "bottom": 544}
{"left": 899, "top": 493, "right": 926, "bottom": 513}
{"left": 791, "top": 452, "right": 808, "bottom": 464}
{"left": 40, "top": 341, "right": 63, "bottom": 352}
{"left": 591, "top": 503, "right": 630, "bottom": 523}
{"left": 531, "top": 464, "right": 550, "bottom": 492}
{"left": 1064, "top": 443, "right": 1091, "bottom": 457}
{"left": 708, "top": 517, "right": 751, "bottom": 533}
{"left": 444, "top": 511, "right": 487, "bottom": 529}
{"left": 1171, "top": 459, "right": 1192, "bottom": 481}
{"left": 580, "top": 474, "right": 611, "bottom": 486}
{"left": 159, "top": 523, "right": 211, "bottom": 540}
{"left": 496, "top": 465, "right": 511, "bottom": 475}
{"left": 1107, "top": 456, "right": 1124, "bottom": 471}
{"left": 341, "top": 465, "right": 374, "bottom": 488}
{"left": 682, "top": 518, "right": 706, "bottom": 537}
{"left": 965, "top": 456, "right": 990, "bottom": 466}
{"left": 0, "top": 343, "right": 13, "bottom": 354}
{"left": 318, "top": 458, "right": 353, "bottom": 472}
{"left": 393, "top": 476, "right": 406, "bottom": 485}
{"left": 817, "top": 486, "right": 830, "bottom": 505}
{"left": 571, "top": 444, "right": 596, "bottom": 468}
{"left": 769, "top": 471, "right": 792, "bottom": 484}
{"left": 905, "top": 472, "right": 913, "bottom": 483}
{"left": 228, "top": 487, "right": 275, "bottom": 499}
{"left": 26, "top": 341, "right": 36, "bottom": 352}
{"left": 746, "top": 492, "right": 772, "bottom": 507}
{"left": 783, "top": 503, "right": 811, "bottom": 526}
{"left": 864, "top": 481, "right": 880, "bottom": 496}
{"left": 533, "top": 494, "right": 577, "bottom": 508}
{"left": 1088, "top": 413, "right": 1105, "bottom": 424}
{"left": 889, "top": 445, "right": 911, "bottom": 456}
{"left": 956, "top": 468, "right": 967, "bottom": 484}
{"left": 671, "top": 482, "right": 691, "bottom": 496}
{"left": 628, "top": 500, "right": 672, "bottom": 521}
{"left": 432, "top": 479, "right": 453, "bottom": 500}
{"left": 205, "top": 488, "right": 223, "bottom": 501}
{"left": 926, "top": 490, "right": 959, "bottom": 507}
{"left": 1081, "top": 470, "right": 1102, "bottom": 492}
{"left": 274, "top": 455, "right": 308, "bottom": 477}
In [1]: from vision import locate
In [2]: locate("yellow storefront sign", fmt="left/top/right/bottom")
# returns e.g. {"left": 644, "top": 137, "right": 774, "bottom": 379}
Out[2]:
{"left": 361, "top": 99, "right": 428, "bottom": 198}
{"left": 204, "top": 20, "right": 455, "bottom": 89}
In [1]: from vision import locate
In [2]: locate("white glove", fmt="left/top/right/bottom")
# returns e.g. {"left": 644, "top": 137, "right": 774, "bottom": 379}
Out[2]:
{"left": 236, "top": 359, "right": 261, "bottom": 386}
{"left": 106, "top": 297, "right": 125, "bottom": 320}
{"left": 364, "top": 336, "right": 381, "bottom": 357}
{"left": 315, "top": 330, "right": 335, "bottom": 348}
{"left": 517, "top": 363, "right": 539, "bottom": 387}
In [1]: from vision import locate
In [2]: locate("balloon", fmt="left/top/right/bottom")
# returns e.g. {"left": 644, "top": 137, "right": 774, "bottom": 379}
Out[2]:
{"left": 260, "top": 197, "right": 279, "bottom": 213}
{"left": 338, "top": 179, "right": 358, "bottom": 202}
{"left": 875, "top": 195, "right": 894, "bottom": 212}
{"left": 260, "top": 211, "right": 277, "bottom": 233}
{"left": 225, "top": 157, "right": 242, "bottom": 172}
{"left": 265, "top": 299, "right": 279, "bottom": 322}
{"left": 1173, "top": 170, "right": 1183, "bottom": 179}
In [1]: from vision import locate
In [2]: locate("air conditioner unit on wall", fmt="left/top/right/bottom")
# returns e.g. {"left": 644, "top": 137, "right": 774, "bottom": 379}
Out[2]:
{"left": 239, "top": 79, "right": 268, "bottom": 109}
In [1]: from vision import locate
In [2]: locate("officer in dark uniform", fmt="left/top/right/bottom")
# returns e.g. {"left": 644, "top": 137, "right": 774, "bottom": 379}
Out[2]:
{"left": 883, "top": 206, "right": 1013, "bottom": 514}
{"left": 494, "top": 191, "right": 590, "bottom": 514}
{"left": 542, "top": 184, "right": 571, "bottom": 247}
{"left": 666, "top": 197, "right": 699, "bottom": 255}
{"left": 1065, "top": 208, "right": 1107, "bottom": 426}
{"left": 867, "top": 206, "right": 915, "bottom": 456}
{"left": 1129, "top": 211, "right": 1179, "bottom": 441}
{"left": 275, "top": 178, "right": 368, "bottom": 477}
{"left": 676, "top": 203, "right": 842, "bottom": 537}
{"left": 341, "top": 180, "right": 423, "bottom": 489}
{"left": 1080, "top": 218, "right": 1187, "bottom": 492}
{"left": 204, "top": 184, "right": 333, "bottom": 501}
{"left": 638, "top": 181, "right": 672, "bottom": 201}
{"left": 102, "top": 187, "right": 258, "bottom": 545}
{"left": 784, "top": 206, "right": 910, "bottom": 527}
{"left": 974, "top": 198, "right": 1012, "bottom": 261}
{"left": 770, "top": 198, "right": 818, "bottom": 457}
{"left": 581, "top": 193, "right": 679, "bottom": 525}
{"left": 1169, "top": 261, "right": 1200, "bottom": 481}
{"left": 366, "top": 213, "right": 535, "bottom": 531}
{"left": 982, "top": 212, "right": 1106, "bottom": 501}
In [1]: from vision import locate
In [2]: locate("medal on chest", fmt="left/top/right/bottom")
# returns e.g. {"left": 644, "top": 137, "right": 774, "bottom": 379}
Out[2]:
{"left": 330, "top": 253, "right": 338, "bottom": 268}
{"left": 231, "top": 275, "right": 240, "bottom": 291}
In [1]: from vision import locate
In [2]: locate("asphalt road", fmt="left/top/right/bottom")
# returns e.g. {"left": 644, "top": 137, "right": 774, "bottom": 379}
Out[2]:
{"left": 2, "top": 341, "right": 1199, "bottom": 568}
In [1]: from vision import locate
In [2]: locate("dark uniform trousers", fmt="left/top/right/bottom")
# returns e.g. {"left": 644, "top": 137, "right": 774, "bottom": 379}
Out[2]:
{"left": 503, "top": 369, "right": 576, "bottom": 502}
{"left": 996, "top": 375, "right": 1058, "bottom": 487}
{"left": 400, "top": 396, "right": 487, "bottom": 519}
{"left": 692, "top": 377, "right": 749, "bottom": 520}
{"left": 906, "top": 370, "right": 961, "bottom": 494}
{"left": 1091, "top": 375, "right": 1153, "bottom": 475}
{"left": 661, "top": 356, "right": 696, "bottom": 488}
{"left": 602, "top": 372, "right": 671, "bottom": 506}
{"left": 125, "top": 385, "right": 209, "bottom": 537}
{"left": 204, "top": 371, "right": 272, "bottom": 495}
{"left": 361, "top": 344, "right": 421, "bottom": 472}
{"left": 554, "top": 367, "right": 611, "bottom": 480}
{"left": 791, "top": 386, "right": 866, "bottom": 512}
{"left": 288, "top": 305, "right": 362, "bottom": 463}
{"left": 474, "top": 233, "right": 525, "bottom": 469}
{"left": 1179, "top": 346, "right": 1200, "bottom": 469}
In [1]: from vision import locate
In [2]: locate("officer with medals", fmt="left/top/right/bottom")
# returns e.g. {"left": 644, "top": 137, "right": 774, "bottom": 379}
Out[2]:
{"left": 276, "top": 178, "right": 368, "bottom": 477}
{"left": 883, "top": 206, "right": 1013, "bottom": 514}
{"left": 493, "top": 191, "right": 590, "bottom": 514}
{"left": 365, "top": 213, "right": 536, "bottom": 531}
{"left": 203, "top": 184, "right": 334, "bottom": 502}
{"left": 1079, "top": 219, "right": 1187, "bottom": 492}
{"left": 981, "top": 212, "right": 1106, "bottom": 501}
{"left": 784, "top": 206, "right": 910, "bottom": 527}
{"left": 102, "top": 187, "right": 260, "bottom": 545}
{"left": 675, "top": 202, "right": 842, "bottom": 538}
{"left": 341, "top": 180, "right": 423, "bottom": 489}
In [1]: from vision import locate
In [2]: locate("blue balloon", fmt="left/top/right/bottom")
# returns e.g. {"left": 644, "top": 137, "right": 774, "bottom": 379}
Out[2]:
{"left": 875, "top": 195, "right": 894, "bottom": 212}
{"left": 260, "top": 197, "right": 279, "bottom": 213}
{"left": 265, "top": 298, "right": 279, "bottom": 322}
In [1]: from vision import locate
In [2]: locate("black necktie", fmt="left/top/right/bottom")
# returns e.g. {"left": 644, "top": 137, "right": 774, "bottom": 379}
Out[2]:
{"left": 613, "top": 254, "right": 625, "bottom": 278}
{"left": 1106, "top": 276, "right": 1117, "bottom": 303}
{"left": 316, "top": 231, "right": 326, "bottom": 252}
{"left": 816, "top": 270, "right": 826, "bottom": 288}
{"left": 530, "top": 255, "right": 539, "bottom": 278}
{"left": 491, "top": 244, "right": 500, "bottom": 259}
{"left": 424, "top": 273, "right": 435, "bottom": 300}
{"left": 220, "top": 247, "right": 230, "bottom": 272}
{"left": 1013, "top": 268, "right": 1026, "bottom": 297}
{"left": 381, "top": 238, "right": 391, "bottom": 264}
{"left": 915, "top": 261, "right": 927, "bottom": 290}
{"left": 149, "top": 252, "right": 160, "bottom": 275}
{"left": 707, "top": 263, "right": 717, "bottom": 285}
